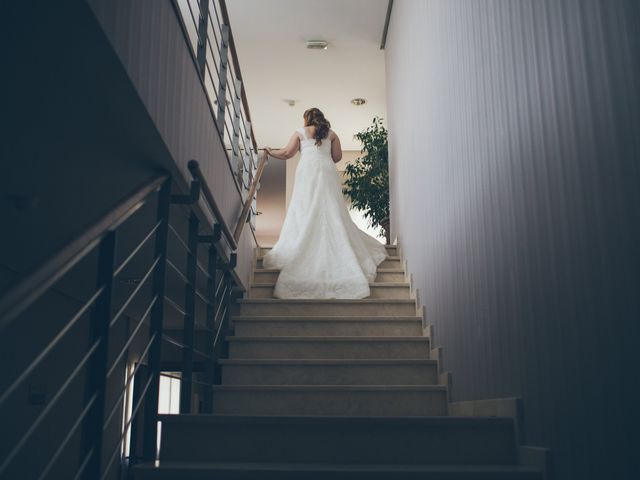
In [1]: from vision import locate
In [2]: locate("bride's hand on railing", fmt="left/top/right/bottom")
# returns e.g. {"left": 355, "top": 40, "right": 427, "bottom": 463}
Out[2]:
{"left": 263, "top": 146, "right": 290, "bottom": 161}
{"left": 264, "top": 146, "right": 284, "bottom": 160}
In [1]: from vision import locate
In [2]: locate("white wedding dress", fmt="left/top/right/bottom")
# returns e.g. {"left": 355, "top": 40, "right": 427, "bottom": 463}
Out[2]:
{"left": 262, "top": 127, "right": 387, "bottom": 299}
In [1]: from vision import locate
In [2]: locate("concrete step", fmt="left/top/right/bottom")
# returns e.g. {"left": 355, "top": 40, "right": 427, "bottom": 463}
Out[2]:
{"left": 256, "top": 255, "right": 403, "bottom": 269}
{"left": 258, "top": 244, "right": 400, "bottom": 256}
{"left": 226, "top": 336, "right": 431, "bottom": 359}
{"left": 253, "top": 268, "right": 407, "bottom": 284}
{"left": 237, "top": 298, "right": 418, "bottom": 316}
{"left": 374, "top": 268, "right": 407, "bottom": 282}
{"left": 231, "top": 315, "right": 424, "bottom": 337}
{"left": 211, "top": 385, "right": 448, "bottom": 416}
{"left": 132, "top": 462, "right": 543, "bottom": 479}
{"left": 220, "top": 359, "right": 439, "bottom": 385}
{"left": 155, "top": 415, "right": 518, "bottom": 465}
{"left": 249, "top": 282, "right": 412, "bottom": 299}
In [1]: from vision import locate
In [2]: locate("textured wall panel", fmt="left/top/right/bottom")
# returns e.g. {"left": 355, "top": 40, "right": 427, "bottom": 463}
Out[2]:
{"left": 385, "top": 1, "right": 639, "bottom": 478}
{"left": 86, "top": 0, "right": 255, "bottom": 288}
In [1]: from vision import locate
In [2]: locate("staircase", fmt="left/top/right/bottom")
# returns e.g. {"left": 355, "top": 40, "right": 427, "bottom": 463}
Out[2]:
{"left": 133, "top": 244, "right": 544, "bottom": 479}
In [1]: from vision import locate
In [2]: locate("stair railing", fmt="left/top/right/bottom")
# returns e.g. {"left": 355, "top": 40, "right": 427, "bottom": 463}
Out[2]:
{"left": 172, "top": 0, "right": 263, "bottom": 241}
{"left": 163, "top": 160, "right": 239, "bottom": 422}
{"left": 0, "top": 1, "right": 267, "bottom": 476}
{"left": 0, "top": 174, "right": 171, "bottom": 480}
{"left": 0, "top": 166, "right": 246, "bottom": 479}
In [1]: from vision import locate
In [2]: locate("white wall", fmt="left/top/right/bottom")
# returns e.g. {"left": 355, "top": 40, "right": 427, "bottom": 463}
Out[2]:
{"left": 385, "top": 1, "right": 639, "bottom": 478}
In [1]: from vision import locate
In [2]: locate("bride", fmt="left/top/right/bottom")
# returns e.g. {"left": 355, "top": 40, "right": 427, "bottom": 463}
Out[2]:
{"left": 263, "top": 108, "right": 387, "bottom": 299}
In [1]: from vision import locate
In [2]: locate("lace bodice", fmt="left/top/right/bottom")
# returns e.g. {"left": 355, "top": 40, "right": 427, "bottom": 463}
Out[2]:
{"left": 298, "top": 127, "right": 332, "bottom": 156}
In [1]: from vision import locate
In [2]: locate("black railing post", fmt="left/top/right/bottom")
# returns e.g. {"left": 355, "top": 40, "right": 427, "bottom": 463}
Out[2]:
{"left": 221, "top": 270, "right": 236, "bottom": 362}
{"left": 195, "top": 0, "right": 210, "bottom": 77}
{"left": 126, "top": 363, "right": 148, "bottom": 474}
{"left": 179, "top": 212, "right": 199, "bottom": 414}
{"left": 231, "top": 79, "right": 243, "bottom": 178}
{"left": 142, "top": 180, "right": 171, "bottom": 461}
{"left": 202, "top": 225, "right": 221, "bottom": 413}
{"left": 83, "top": 230, "right": 117, "bottom": 480}
{"left": 212, "top": 264, "right": 236, "bottom": 383}
{"left": 216, "top": 24, "right": 230, "bottom": 134}
{"left": 222, "top": 253, "right": 238, "bottom": 358}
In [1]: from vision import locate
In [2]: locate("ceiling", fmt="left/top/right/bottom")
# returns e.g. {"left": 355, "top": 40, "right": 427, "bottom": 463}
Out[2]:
{"left": 226, "top": 0, "right": 389, "bottom": 151}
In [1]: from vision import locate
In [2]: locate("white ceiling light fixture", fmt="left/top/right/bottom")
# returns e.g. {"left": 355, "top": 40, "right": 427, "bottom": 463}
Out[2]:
{"left": 351, "top": 98, "right": 366, "bottom": 106}
{"left": 306, "top": 40, "right": 329, "bottom": 50}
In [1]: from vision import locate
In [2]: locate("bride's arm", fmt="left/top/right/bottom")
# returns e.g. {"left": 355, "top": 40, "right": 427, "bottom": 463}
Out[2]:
{"left": 330, "top": 131, "right": 342, "bottom": 163}
{"left": 266, "top": 132, "right": 300, "bottom": 160}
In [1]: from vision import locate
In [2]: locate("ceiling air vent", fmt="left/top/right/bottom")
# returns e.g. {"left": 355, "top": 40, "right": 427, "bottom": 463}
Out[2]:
{"left": 306, "top": 40, "right": 328, "bottom": 50}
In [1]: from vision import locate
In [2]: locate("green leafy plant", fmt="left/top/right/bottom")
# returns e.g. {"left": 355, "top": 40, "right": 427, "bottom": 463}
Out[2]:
{"left": 342, "top": 117, "right": 390, "bottom": 244}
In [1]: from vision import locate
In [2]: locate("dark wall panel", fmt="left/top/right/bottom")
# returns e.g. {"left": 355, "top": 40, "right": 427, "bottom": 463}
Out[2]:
{"left": 1, "top": 1, "right": 171, "bottom": 284}
{"left": 385, "top": 1, "right": 639, "bottom": 478}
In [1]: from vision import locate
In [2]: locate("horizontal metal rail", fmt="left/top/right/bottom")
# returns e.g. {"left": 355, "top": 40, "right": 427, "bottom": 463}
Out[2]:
{"left": 114, "top": 219, "right": 162, "bottom": 278}
{"left": 0, "top": 286, "right": 103, "bottom": 408}
{"left": 36, "top": 394, "right": 98, "bottom": 480}
{"left": 106, "top": 295, "right": 158, "bottom": 379}
{"left": 0, "top": 175, "right": 169, "bottom": 329}
{"left": 0, "top": 337, "right": 102, "bottom": 476}
{"left": 73, "top": 448, "right": 94, "bottom": 480}
{"left": 164, "top": 294, "right": 186, "bottom": 316}
{"left": 168, "top": 224, "right": 212, "bottom": 280}
{"left": 109, "top": 256, "right": 160, "bottom": 328}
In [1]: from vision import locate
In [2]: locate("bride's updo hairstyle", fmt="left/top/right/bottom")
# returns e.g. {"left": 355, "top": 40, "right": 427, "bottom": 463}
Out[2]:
{"left": 303, "top": 107, "right": 331, "bottom": 146}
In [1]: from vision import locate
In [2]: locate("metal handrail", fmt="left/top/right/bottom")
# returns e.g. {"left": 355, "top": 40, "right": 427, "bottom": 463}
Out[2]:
{"left": 0, "top": 174, "right": 169, "bottom": 330}
{"left": 233, "top": 151, "right": 269, "bottom": 243}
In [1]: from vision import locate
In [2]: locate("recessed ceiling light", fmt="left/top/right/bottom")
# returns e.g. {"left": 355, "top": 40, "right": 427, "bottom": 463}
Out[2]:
{"left": 351, "top": 98, "right": 366, "bottom": 106}
{"left": 306, "top": 40, "right": 328, "bottom": 50}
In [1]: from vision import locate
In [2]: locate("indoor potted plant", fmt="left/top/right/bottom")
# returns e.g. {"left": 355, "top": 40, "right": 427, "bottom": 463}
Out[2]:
{"left": 342, "top": 117, "right": 390, "bottom": 244}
